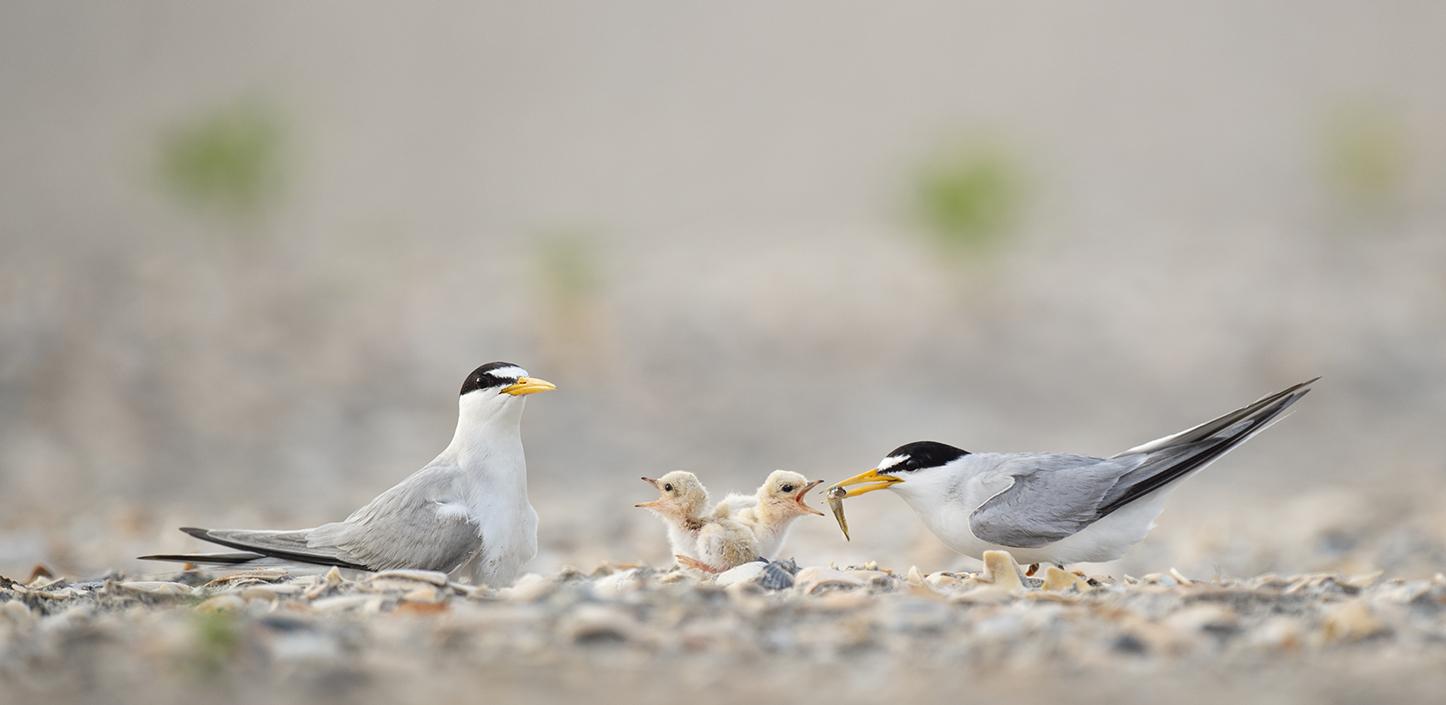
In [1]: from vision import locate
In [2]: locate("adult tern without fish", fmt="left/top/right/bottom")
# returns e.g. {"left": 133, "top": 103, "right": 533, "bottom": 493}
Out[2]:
{"left": 140, "top": 362, "right": 555, "bottom": 586}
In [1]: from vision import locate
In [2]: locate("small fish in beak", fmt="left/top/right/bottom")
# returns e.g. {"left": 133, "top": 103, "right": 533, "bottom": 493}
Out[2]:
{"left": 827, "top": 485, "right": 850, "bottom": 541}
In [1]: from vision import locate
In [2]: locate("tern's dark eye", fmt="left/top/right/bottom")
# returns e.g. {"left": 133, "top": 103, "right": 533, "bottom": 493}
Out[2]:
{"left": 781, "top": 484, "right": 795, "bottom": 493}
{"left": 664, "top": 483, "right": 674, "bottom": 492}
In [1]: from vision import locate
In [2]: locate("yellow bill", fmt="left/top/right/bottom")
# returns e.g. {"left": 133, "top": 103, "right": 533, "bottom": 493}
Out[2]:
{"left": 824, "top": 468, "right": 904, "bottom": 540}
{"left": 501, "top": 376, "right": 557, "bottom": 396}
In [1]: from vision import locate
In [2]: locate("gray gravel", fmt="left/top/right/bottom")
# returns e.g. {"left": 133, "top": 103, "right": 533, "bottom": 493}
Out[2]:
{"left": 4, "top": 555, "right": 1445, "bottom": 705}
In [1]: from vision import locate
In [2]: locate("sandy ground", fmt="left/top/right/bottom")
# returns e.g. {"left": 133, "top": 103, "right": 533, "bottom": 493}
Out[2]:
{"left": 4, "top": 551, "right": 1446, "bottom": 705}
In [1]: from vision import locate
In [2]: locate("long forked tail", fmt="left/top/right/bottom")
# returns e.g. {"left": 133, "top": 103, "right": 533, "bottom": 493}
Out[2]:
{"left": 1098, "top": 377, "right": 1318, "bottom": 516}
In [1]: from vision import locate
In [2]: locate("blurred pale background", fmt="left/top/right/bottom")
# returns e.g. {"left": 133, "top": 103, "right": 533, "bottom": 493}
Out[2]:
{"left": 2, "top": 1, "right": 1444, "bottom": 580}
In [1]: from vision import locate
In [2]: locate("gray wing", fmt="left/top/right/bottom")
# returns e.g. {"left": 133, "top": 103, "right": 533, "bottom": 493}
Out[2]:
{"left": 311, "top": 464, "right": 484, "bottom": 572}
{"left": 967, "top": 454, "right": 1142, "bottom": 548}
{"left": 189, "top": 464, "right": 483, "bottom": 573}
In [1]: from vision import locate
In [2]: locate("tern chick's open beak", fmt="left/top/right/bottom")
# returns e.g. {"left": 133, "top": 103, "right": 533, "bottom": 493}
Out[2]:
{"left": 634, "top": 476, "right": 662, "bottom": 508}
{"left": 502, "top": 376, "right": 557, "bottom": 396}
{"left": 830, "top": 468, "right": 904, "bottom": 498}
{"left": 795, "top": 479, "right": 826, "bottom": 515}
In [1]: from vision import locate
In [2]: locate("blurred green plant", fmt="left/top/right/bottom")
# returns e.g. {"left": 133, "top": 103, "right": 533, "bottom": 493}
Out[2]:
{"left": 531, "top": 228, "right": 609, "bottom": 368}
{"left": 1320, "top": 105, "right": 1408, "bottom": 216}
{"left": 188, "top": 608, "right": 241, "bottom": 676}
{"left": 910, "top": 139, "right": 1025, "bottom": 255}
{"left": 156, "top": 100, "right": 286, "bottom": 222}
{"left": 534, "top": 229, "right": 603, "bottom": 303}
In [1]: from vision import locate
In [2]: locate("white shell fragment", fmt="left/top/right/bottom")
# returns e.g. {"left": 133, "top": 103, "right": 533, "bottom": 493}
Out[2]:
{"left": 793, "top": 567, "right": 865, "bottom": 595}
{"left": 1041, "top": 566, "right": 1091, "bottom": 592}
{"left": 1322, "top": 600, "right": 1389, "bottom": 642}
{"left": 114, "top": 581, "right": 195, "bottom": 597}
{"left": 369, "top": 569, "right": 450, "bottom": 587}
{"left": 715, "top": 562, "right": 766, "bottom": 587}
{"left": 978, "top": 551, "right": 1025, "bottom": 591}
{"left": 500, "top": 573, "right": 555, "bottom": 602}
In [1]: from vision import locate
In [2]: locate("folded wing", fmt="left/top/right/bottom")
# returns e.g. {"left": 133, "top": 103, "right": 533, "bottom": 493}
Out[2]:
{"left": 143, "top": 465, "right": 484, "bottom": 573}
{"left": 968, "top": 378, "right": 1316, "bottom": 548}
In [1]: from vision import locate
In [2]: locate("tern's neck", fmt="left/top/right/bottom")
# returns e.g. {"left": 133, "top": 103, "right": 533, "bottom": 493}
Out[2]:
{"left": 444, "top": 396, "right": 526, "bottom": 473}
{"left": 754, "top": 503, "right": 801, "bottom": 534}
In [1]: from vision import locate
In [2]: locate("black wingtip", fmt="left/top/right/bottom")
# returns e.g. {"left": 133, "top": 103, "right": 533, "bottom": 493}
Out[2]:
{"left": 178, "top": 526, "right": 211, "bottom": 540}
{"left": 138, "top": 551, "right": 262, "bottom": 565}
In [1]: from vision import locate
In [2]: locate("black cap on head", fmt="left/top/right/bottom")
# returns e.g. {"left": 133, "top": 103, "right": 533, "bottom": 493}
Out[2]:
{"left": 460, "top": 362, "right": 525, "bottom": 396}
{"left": 878, "top": 441, "right": 970, "bottom": 474}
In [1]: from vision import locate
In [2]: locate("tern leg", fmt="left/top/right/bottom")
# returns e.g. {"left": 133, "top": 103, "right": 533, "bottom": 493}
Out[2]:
{"left": 675, "top": 555, "right": 724, "bottom": 573}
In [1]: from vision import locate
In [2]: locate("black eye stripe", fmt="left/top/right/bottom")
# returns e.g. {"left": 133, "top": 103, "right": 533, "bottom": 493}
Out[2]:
{"left": 459, "top": 362, "right": 524, "bottom": 396}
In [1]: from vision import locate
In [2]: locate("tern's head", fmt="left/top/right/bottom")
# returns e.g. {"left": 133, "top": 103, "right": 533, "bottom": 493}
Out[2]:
{"left": 754, "top": 470, "right": 825, "bottom": 520}
{"left": 634, "top": 471, "right": 709, "bottom": 520}
{"left": 456, "top": 362, "right": 555, "bottom": 427}
{"left": 830, "top": 441, "right": 971, "bottom": 500}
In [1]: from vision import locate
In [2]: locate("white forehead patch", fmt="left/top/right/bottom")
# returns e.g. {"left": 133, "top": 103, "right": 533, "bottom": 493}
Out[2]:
{"left": 877, "top": 455, "right": 908, "bottom": 471}
{"left": 486, "top": 366, "right": 528, "bottom": 379}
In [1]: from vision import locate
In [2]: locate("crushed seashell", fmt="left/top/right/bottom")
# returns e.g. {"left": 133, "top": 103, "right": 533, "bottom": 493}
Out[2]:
{"left": 500, "top": 573, "right": 555, "bottom": 602}
{"left": 1168, "top": 567, "right": 1193, "bottom": 585}
{"left": 310, "top": 595, "right": 384, "bottom": 613}
{"left": 369, "top": 569, "right": 450, "bottom": 586}
{"left": 714, "top": 562, "right": 766, "bottom": 588}
{"left": 978, "top": 551, "right": 1025, "bottom": 591}
{"left": 793, "top": 567, "right": 865, "bottom": 595}
{"left": 115, "top": 581, "right": 194, "bottom": 597}
{"left": 204, "top": 569, "right": 290, "bottom": 588}
{"left": 591, "top": 568, "right": 645, "bottom": 598}
{"left": 1322, "top": 600, "right": 1389, "bottom": 642}
{"left": 1041, "top": 566, "right": 1090, "bottom": 592}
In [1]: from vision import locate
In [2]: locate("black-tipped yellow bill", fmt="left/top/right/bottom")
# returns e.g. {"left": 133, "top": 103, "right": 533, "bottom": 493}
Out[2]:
{"left": 830, "top": 468, "right": 903, "bottom": 498}
{"left": 502, "top": 376, "right": 557, "bottom": 396}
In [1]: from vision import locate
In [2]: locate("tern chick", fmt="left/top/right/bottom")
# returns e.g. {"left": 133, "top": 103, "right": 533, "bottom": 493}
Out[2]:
{"left": 634, "top": 471, "right": 711, "bottom": 561}
{"left": 635, "top": 471, "right": 760, "bottom": 573}
{"left": 140, "top": 362, "right": 556, "bottom": 586}
{"left": 830, "top": 378, "right": 1317, "bottom": 566}
{"left": 712, "top": 470, "right": 825, "bottom": 560}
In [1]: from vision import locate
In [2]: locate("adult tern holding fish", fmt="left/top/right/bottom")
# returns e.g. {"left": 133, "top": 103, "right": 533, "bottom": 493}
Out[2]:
{"left": 828, "top": 378, "right": 1317, "bottom": 566}
{"left": 140, "top": 362, "right": 556, "bottom": 586}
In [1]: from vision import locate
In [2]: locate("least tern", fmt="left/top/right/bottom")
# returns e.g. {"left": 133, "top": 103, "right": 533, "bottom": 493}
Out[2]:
{"left": 712, "top": 470, "right": 825, "bottom": 559}
{"left": 830, "top": 378, "right": 1316, "bottom": 566}
{"left": 635, "top": 471, "right": 760, "bottom": 572}
{"left": 635, "top": 471, "right": 712, "bottom": 561}
{"left": 140, "top": 362, "right": 555, "bottom": 586}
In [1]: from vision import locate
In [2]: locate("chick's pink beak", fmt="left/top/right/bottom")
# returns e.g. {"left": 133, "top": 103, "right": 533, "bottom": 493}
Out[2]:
{"left": 794, "top": 479, "right": 826, "bottom": 516}
{"left": 634, "top": 476, "right": 663, "bottom": 508}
